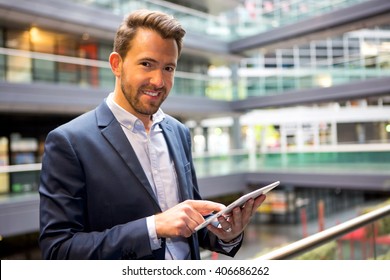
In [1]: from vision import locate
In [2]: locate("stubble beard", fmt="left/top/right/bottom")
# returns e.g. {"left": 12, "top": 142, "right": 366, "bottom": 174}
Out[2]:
{"left": 120, "top": 81, "right": 167, "bottom": 117}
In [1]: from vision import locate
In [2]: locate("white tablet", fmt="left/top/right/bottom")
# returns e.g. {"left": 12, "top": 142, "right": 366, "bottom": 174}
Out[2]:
{"left": 195, "top": 181, "right": 280, "bottom": 231}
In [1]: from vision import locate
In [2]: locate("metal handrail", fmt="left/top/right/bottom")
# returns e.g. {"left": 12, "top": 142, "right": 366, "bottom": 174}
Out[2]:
{"left": 0, "top": 163, "right": 42, "bottom": 174}
{"left": 256, "top": 204, "right": 390, "bottom": 260}
{"left": 0, "top": 47, "right": 209, "bottom": 81}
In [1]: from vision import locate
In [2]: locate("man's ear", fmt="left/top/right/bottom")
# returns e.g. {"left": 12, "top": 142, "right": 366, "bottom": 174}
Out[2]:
{"left": 109, "top": 52, "right": 122, "bottom": 77}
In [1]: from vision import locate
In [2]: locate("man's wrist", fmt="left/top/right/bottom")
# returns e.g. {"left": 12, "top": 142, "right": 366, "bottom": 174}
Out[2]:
{"left": 220, "top": 234, "right": 242, "bottom": 245}
{"left": 147, "top": 215, "right": 162, "bottom": 250}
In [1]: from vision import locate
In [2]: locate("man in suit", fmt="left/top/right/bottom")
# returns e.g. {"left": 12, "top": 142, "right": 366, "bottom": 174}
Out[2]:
{"left": 39, "top": 9, "right": 266, "bottom": 259}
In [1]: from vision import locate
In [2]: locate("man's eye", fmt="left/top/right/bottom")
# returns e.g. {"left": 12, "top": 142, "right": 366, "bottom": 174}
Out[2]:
{"left": 165, "top": 67, "right": 175, "bottom": 72}
{"left": 141, "top": 62, "right": 151, "bottom": 67}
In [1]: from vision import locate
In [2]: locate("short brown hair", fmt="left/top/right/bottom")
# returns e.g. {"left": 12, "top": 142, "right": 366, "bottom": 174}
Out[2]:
{"left": 113, "top": 9, "right": 186, "bottom": 58}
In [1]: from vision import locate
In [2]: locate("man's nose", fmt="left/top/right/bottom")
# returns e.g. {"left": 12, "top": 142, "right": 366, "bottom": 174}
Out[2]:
{"left": 150, "top": 70, "right": 165, "bottom": 88}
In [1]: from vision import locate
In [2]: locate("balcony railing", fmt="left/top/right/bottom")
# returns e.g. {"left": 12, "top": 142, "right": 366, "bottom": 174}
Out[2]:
{"left": 1, "top": 162, "right": 389, "bottom": 260}
{"left": 70, "top": 0, "right": 369, "bottom": 40}
{"left": 256, "top": 203, "right": 390, "bottom": 260}
{"left": 1, "top": 47, "right": 388, "bottom": 101}
{"left": 1, "top": 148, "right": 389, "bottom": 195}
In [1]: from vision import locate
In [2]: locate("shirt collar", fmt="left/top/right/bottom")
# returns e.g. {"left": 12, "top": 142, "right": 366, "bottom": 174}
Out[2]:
{"left": 106, "top": 92, "right": 165, "bottom": 132}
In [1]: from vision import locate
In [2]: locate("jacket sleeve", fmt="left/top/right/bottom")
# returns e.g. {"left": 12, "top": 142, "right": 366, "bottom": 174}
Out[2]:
{"left": 39, "top": 128, "right": 155, "bottom": 259}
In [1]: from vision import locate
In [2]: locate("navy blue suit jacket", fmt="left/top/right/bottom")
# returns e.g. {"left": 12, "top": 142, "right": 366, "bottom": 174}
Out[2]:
{"left": 39, "top": 101, "right": 242, "bottom": 259}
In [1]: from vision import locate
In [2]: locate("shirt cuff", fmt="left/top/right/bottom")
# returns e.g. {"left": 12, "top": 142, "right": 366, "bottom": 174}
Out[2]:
{"left": 146, "top": 215, "right": 162, "bottom": 251}
{"left": 218, "top": 234, "right": 243, "bottom": 253}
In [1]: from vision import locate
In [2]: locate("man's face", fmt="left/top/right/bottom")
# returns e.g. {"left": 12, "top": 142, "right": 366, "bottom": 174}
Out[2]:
{"left": 118, "top": 28, "right": 178, "bottom": 119}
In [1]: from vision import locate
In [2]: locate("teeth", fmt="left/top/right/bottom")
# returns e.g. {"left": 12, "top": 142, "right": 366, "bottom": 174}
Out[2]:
{"left": 144, "top": 90, "right": 159, "bottom": 97}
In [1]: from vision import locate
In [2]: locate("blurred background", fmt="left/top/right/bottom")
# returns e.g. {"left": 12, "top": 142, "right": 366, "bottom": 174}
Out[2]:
{"left": 0, "top": 0, "right": 390, "bottom": 260}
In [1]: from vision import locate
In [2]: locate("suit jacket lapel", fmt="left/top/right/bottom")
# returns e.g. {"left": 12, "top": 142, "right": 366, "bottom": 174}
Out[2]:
{"left": 95, "top": 101, "right": 160, "bottom": 207}
{"left": 160, "top": 119, "right": 191, "bottom": 201}
{"left": 160, "top": 119, "right": 201, "bottom": 259}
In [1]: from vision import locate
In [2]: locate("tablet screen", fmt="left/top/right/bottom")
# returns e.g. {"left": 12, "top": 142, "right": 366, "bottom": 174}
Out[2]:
{"left": 195, "top": 181, "right": 280, "bottom": 231}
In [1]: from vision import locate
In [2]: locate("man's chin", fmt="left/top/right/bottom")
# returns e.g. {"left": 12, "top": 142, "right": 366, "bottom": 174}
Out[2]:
{"left": 137, "top": 107, "right": 159, "bottom": 116}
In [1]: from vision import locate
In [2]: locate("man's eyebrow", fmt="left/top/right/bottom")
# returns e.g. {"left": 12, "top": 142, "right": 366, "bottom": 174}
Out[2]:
{"left": 165, "top": 62, "right": 177, "bottom": 69}
{"left": 139, "top": 57, "right": 158, "bottom": 63}
{"left": 139, "top": 57, "right": 177, "bottom": 68}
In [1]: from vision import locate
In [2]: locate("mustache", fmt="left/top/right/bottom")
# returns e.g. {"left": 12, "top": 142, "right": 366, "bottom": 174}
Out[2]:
{"left": 139, "top": 86, "right": 166, "bottom": 94}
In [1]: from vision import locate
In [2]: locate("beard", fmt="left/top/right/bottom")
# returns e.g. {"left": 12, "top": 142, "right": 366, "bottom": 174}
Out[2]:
{"left": 120, "top": 77, "right": 167, "bottom": 117}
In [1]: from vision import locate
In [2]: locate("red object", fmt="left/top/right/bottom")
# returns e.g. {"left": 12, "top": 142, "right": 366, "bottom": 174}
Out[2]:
{"left": 300, "top": 208, "right": 308, "bottom": 238}
{"left": 318, "top": 200, "right": 325, "bottom": 232}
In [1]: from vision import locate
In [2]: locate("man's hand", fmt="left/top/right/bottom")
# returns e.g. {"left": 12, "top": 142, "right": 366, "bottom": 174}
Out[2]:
{"left": 207, "top": 194, "right": 266, "bottom": 243}
{"left": 155, "top": 200, "right": 226, "bottom": 238}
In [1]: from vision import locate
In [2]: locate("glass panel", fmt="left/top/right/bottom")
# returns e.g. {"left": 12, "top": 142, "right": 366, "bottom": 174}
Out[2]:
{"left": 6, "top": 56, "right": 32, "bottom": 82}
{"left": 10, "top": 170, "right": 40, "bottom": 193}
{"left": 79, "top": 43, "right": 98, "bottom": 87}
{"left": 5, "top": 30, "right": 32, "bottom": 82}
{"left": 8, "top": 134, "right": 39, "bottom": 194}
{"left": 98, "top": 44, "right": 114, "bottom": 89}
{"left": 98, "top": 67, "right": 114, "bottom": 89}
{"left": 57, "top": 34, "right": 79, "bottom": 84}
{"left": 0, "top": 137, "right": 9, "bottom": 194}
{"left": 173, "top": 76, "right": 207, "bottom": 98}
{"left": 193, "top": 151, "right": 390, "bottom": 178}
{"left": 33, "top": 59, "right": 55, "bottom": 82}
{"left": 0, "top": 53, "right": 5, "bottom": 80}
{"left": 30, "top": 28, "right": 55, "bottom": 53}
{"left": 30, "top": 28, "right": 56, "bottom": 82}
{"left": 0, "top": 28, "right": 4, "bottom": 80}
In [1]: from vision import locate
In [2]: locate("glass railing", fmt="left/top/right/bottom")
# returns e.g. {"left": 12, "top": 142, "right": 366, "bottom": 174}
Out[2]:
{"left": 1, "top": 47, "right": 389, "bottom": 101}
{"left": 72, "top": 0, "right": 230, "bottom": 39}
{"left": 241, "top": 68, "right": 390, "bottom": 98}
{"left": 0, "top": 47, "right": 114, "bottom": 89}
{"left": 256, "top": 202, "right": 390, "bottom": 260}
{"left": 1, "top": 148, "right": 389, "bottom": 195}
{"left": 0, "top": 163, "right": 41, "bottom": 194}
{"left": 70, "top": 0, "right": 369, "bottom": 40}
{"left": 230, "top": 0, "right": 370, "bottom": 39}
{"left": 238, "top": 54, "right": 390, "bottom": 98}
{"left": 192, "top": 148, "right": 390, "bottom": 177}
{"left": 0, "top": 47, "right": 215, "bottom": 96}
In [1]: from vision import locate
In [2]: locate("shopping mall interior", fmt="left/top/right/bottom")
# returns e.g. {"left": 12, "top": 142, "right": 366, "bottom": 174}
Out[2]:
{"left": 0, "top": 0, "right": 390, "bottom": 260}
